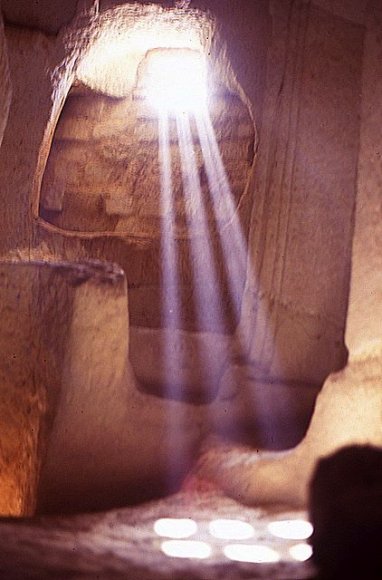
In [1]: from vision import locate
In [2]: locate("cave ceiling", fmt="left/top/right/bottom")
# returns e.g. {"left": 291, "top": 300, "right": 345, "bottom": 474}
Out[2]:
{"left": 1, "top": 0, "right": 78, "bottom": 34}
{"left": 1, "top": 0, "right": 370, "bottom": 36}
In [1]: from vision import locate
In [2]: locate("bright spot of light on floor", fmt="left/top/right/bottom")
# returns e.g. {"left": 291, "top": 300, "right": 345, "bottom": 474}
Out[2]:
{"left": 268, "top": 519, "right": 313, "bottom": 540}
{"left": 289, "top": 543, "right": 313, "bottom": 562}
{"left": 224, "top": 544, "right": 280, "bottom": 564}
{"left": 161, "top": 540, "right": 212, "bottom": 559}
{"left": 209, "top": 519, "right": 255, "bottom": 540}
{"left": 154, "top": 518, "right": 198, "bottom": 539}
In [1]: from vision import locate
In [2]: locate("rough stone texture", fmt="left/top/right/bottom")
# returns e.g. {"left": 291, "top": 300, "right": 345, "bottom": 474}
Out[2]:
{"left": 193, "top": 0, "right": 271, "bottom": 133}
{"left": 0, "top": 1, "right": 112, "bottom": 255}
{"left": 345, "top": 0, "right": 382, "bottom": 357}
{"left": 75, "top": 5, "right": 214, "bottom": 98}
{"left": 0, "top": 2, "right": 259, "bottom": 411}
{"left": 0, "top": 7, "right": 11, "bottom": 149}
{"left": 238, "top": 0, "right": 363, "bottom": 385}
{"left": 212, "top": 364, "right": 320, "bottom": 449}
{"left": 40, "top": 92, "right": 254, "bottom": 236}
{"left": 196, "top": 0, "right": 382, "bottom": 512}
{"left": 0, "top": 252, "right": 312, "bottom": 518}
{"left": 0, "top": 259, "right": 206, "bottom": 516}
{"left": 36, "top": 262, "right": 205, "bottom": 514}
{"left": 130, "top": 326, "right": 234, "bottom": 402}
{"left": 312, "top": 0, "right": 368, "bottom": 24}
{"left": 0, "top": 260, "right": 114, "bottom": 515}
{"left": 0, "top": 491, "right": 316, "bottom": 579}
{"left": 0, "top": 263, "right": 47, "bottom": 516}
{"left": 197, "top": 351, "right": 382, "bottom": 508}
{"left": 33, "top": 1, "right": 267, "bottom": 398}
{"left": 38, "top": 83, "right": 255, "bottom": 334}
{"left": 0, "top": 1, "right": 379, "bottom": 577}
{"left": 0, "top": 27, "right": 63, "bottom": 255}
{"left": 1, "top": 0, "right": 78, "bottom": 35}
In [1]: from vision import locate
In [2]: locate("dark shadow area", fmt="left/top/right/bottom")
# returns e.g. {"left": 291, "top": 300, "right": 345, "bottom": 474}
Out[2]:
{"left": 309, "top": 445, "right": 382, "bottom": 579}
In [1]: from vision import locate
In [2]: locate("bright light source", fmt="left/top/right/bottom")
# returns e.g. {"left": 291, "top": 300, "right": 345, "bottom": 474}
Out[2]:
{"left": 154, "top": 518, "right": 198, "bottom": 539}
{"left": 209, "top": 519, "right": 255, "bottom": 541}
{"left": 224, "top": 544, "right": 280, "bottom": 564}
{"left": 268, "top": 519, "right": 313, "bottom": 541}
{"left": 289, "top": 543, "right": 313, "bottom": 562}
{"left": 145, "top": 49, "right": 208, "bottom": 114}
{"left": 161, "top": 540, "right": 212, "bottom": 559}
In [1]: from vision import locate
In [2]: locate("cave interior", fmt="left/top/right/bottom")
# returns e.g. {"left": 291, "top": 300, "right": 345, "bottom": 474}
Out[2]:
{"left": 0, "top": 0, "right": 381, "bottom": 578}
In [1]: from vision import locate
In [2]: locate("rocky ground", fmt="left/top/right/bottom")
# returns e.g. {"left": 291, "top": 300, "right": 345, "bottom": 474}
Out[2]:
{"left": 0, "top": 489, "right": 316, "bottom": 579}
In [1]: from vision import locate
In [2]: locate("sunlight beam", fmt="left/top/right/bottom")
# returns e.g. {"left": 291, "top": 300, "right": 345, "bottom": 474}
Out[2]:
{"left": 158, "top": 110, "right": 189, "bottom": 489}
{"left": 194, "top": 109, "right": 249, "bottom": 323}
{"left": 176, "top": 111, "right": 226, "bottom": 334}
{"left": 193, "top": 107, "right": 284, "bottom": 444}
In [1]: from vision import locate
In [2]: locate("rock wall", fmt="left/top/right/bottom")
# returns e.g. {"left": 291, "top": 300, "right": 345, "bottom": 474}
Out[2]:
{"left": 345, "top": 0, "right": 382, "bottom": 356}
{"left": 198, "top": 0, "right": 382, "bottom": 510}
{"left": 0, "top": 0, "right": 374, "bottom": 517}
{"left": 0, "top": 0, "right": 365, "bottom": 418}
{"left": 0, "top": 261, "right": 77, "bottom": 515}
{"left": 38, "top": 85, "right": 255, "bottom": 335}
{"left": 0, "top": 27, "right": 60, "bottom": 255}
{"left": 37, "top": 264, "right": 205, "bottom": 514}
{"left": 238, "top": 0, "right": 363, "bottom": 385}
{"left": 0, "top": 6, "right": 11, "bottom": 148}
{"left": 32, "top": 1, "right": 271, "bottom": 399}
{"left": 40, "top": 93, "right": 253, "bottom": 238}
{"left": 1, "top": 0, "right": 77, "bottom": 35}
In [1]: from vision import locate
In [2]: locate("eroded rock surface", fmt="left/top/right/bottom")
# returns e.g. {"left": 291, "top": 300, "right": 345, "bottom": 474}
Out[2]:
{"left": 195, "top": 0, "right": 382, "bottom": 512}
{"left": 40, "top": 91, "right": 254, "bottom": 237}
{"left": 0, "top": 491, "right": 316, "bottom": 579}
{"left": 0, "top": 8, "right": 11, "bottom": 148}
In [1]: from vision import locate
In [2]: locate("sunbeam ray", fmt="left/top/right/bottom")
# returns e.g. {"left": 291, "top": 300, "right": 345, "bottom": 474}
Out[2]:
{"left": 158, "top": 100, "right": 283, "bottom": 455}
{"left": 195, "top": 109, "right": 249, "bottom": 324}
{"left": 176, "top": 111, "right": 226, "bottom": 335}
{"left": 158, "top": 110, "right": 190, "bottom": 489}
{"left": 159, "top": 112, "right": 180, "bottom": 334}
{"left": 194, "top": 108, "right": 284, "bottom": 445}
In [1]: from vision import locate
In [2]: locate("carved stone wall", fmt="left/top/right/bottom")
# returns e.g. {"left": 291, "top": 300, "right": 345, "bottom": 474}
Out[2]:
{"left": 238, "top": 0, "right": 364, "bottom": 385}
{"left": 33, "top": 1, "right": 270, "bottom": 396}
{"left": 0, "top": 27, "right": 59, "bottom": 254}
{"left": 0, "top": 262, "right": 74, "bottom": 515}
{"left": 0, "top": 0, "right": 368, "bottom": 449}
{"left": 345, "top": 0, "right": 382, "bottom": 356}
{"left": 197, "top": 1, "right": 382, "bottom": 513}
{"left": 38, "top": 88, "right": 255, "bottom": 332}
{"left": 0, "top": 7, "right": 11, "bottom": 148}
{"left": 0, "top": 0, "right": 379, "bottom": 524}
{"left": 40, "top": 92, "right": 254, "bottom": 236}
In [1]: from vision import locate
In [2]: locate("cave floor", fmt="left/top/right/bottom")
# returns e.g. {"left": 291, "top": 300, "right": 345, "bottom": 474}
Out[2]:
{"left": 0, "top": 490, "right": 317, "bottom": 579}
